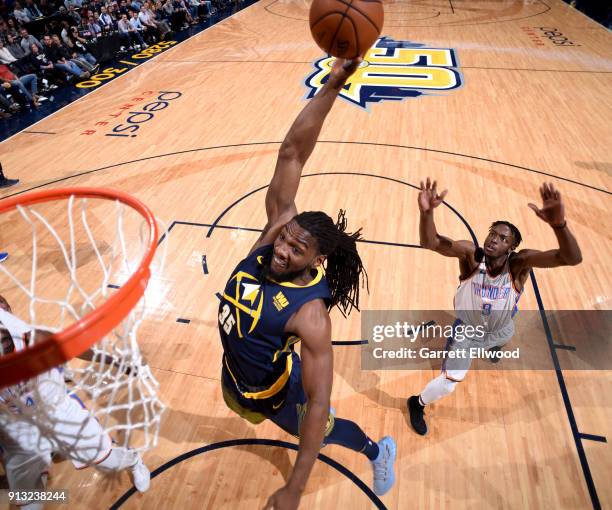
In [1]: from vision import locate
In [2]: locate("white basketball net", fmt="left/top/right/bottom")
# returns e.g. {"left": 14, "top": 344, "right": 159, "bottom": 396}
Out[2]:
{"left": 0, "top": 194, "right": 167, "bottom": 466}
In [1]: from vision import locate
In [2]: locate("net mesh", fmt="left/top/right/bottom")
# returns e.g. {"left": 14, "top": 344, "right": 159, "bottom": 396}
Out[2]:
{"left": 0, "top": 193, "right": 167, "bottom": 465}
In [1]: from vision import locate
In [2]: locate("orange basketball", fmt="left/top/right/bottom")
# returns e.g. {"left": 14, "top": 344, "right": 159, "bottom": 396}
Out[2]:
{"left": 309, "top": 0, "right": 384, "bottom": 58}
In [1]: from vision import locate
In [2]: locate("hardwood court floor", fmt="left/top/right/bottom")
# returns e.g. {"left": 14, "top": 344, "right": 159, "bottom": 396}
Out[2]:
{"left": 0, "top": 0, "right": 610, "bottom": 508}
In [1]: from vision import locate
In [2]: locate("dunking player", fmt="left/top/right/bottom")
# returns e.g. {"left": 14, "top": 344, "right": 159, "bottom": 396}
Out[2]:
{"left": 218, "top": 58, "right": 396, "bottom": 510}
{"left": 407, "top": 179, "right": 582, "bottom": 435}
{"left": 0, "top": 295, "right": 150, "bottom": 509}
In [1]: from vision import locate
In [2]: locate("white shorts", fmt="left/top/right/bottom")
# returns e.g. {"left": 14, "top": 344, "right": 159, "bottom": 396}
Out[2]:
{"left": 443, "top": 321, "right": 515, "bottom": 381}
{"left": 0, "top": 393, "right": 112, "bottom": 487}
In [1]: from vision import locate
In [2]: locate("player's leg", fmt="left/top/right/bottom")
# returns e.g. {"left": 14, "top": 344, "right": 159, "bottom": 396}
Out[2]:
{"left": 408, "top": 338, "right": 471, "bottom": 436}
{"left": 55, "top": 394, "right": 150, "bottom": 492}
{"left": 268, "top": 355, "right": 396, "bottom": 496}
{"left": 0, "top": 420, "right": 52, "bottom": 510}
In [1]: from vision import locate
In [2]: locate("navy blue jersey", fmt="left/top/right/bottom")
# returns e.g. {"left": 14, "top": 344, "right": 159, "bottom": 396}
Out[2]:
{"left": 218, "top": 244, "right": 330, "bottom": 400}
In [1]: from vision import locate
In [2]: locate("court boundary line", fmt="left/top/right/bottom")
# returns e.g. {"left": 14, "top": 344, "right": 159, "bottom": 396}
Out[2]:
{"left": 2, "top": 141, "right": 608, "bottom": 202}
{"left": 263, "top": 0, "right": 551, "bottom": 27}
{"left": 154, "top": 59, "right": 612, "bottom": 74}
{"left": 109, "top": 439, "right": 387, "bottom": 509}
{"left": 0, "top": 0, "right": 261, "bottom": 146}
{"left": 530, "top": 272, "right": 601, "bottom": 510}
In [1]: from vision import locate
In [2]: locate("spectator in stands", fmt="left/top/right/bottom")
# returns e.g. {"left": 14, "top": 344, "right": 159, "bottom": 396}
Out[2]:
{"left": 174, "top": 0, "right": 195, "bottom": 25}
{"left": 143, "top": 2, "right": 170, "bottom": 37}
{"left": 0, "top": 19, "right": 8, "bottom": 43}
{"left": 164, "top": 0, "right": 188, "bottom": 31}
{"left": 108, "top": 3, "right": 120, "bottom": 24}
{"left": 118, "top": 12, "right": 146, "bottom": 49}
{"left": 86, "top": 16, "right": 102, "bottom": 38}
{"left": 6, "top": 35, "right": 28, "bottom": 60}
{"left": 129, "top": 10, "right": 153, "bottom": 44}
{"left": 25, "top": 0, "right": 44, "bottom": 19}
{"left": 80, "top": 4, "right": 91, "bottom": 21}
{"left": 13, "top": 2, "right": 33, "bottom": 24}
{"left": 0, "top": 92, "right": 21, "bottom": 118}
{"left": 67, "top": 4, "right": 82, "bottom": 24}
{"left": 119, "top": 0, "right": 130, "bottom": 16}
{"left": 154, "top": 0, "right": 170, "bottom": 29}
{"left": 99, "top": 5, "right": 114, "bottom": 32}
{"left": 23, "top": 42, "right": 64, "bottom": 85}
{"left": 6, "top": 19, "right": 20, "bottom": 40}
{"left": 67, "top": 27, "right": 98, "bottom": 67}
{"left": 60, "top": 20, "right": 72, "bottom": 45}
{"left": 0, "top": 40, "right": 18, "bottom": 65}
{"left": 78, "top": 17, "right": 92, "bottom": 38}
{"left": 51, "top": 33, "right": 95, "bottom": 72}
{"left": 138, "top": 4, "right": 164, "bottom": 39}
{"left": 42, "top": 34, "right": 89, "bottom": 80}
{"left": 64, "top": 0, "right": 84, "bottom": 8}
{"left": 187, "top": 0, "right": 201, "bottom": 22}
{"left": 0, "top": 63, "right": 42, "bottom": 107}
{"left": 38, "top": 0, "right": 56, "bottom": 16}
{"left": 20, "top": 28, "right": 44, "bottom": 55}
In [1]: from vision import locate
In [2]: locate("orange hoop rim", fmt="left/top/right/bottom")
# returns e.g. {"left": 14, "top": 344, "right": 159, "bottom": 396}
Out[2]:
{"left": 0, "top": 187, "right": 159, "bottom": 389}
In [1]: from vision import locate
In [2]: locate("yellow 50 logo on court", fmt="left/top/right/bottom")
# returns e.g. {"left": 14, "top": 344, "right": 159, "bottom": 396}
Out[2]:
{"left": 305, "top": 37, "right": 463, "bottom": 109}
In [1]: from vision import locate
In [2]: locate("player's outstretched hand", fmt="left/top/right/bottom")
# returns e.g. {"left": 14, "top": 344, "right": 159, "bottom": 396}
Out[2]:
{"left": 528, "top": 182, "right": 565, "bottom": 226}
{"left": 262, "top": 485, "right": 301, "bottom": 510}
{"left": 328, "top": 57, "right": 362, "bottom": 89}
{"left": 418, "top": 177, "right": 448, "bottom": 213}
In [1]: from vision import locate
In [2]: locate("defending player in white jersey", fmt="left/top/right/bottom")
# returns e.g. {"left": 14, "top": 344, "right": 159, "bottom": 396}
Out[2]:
{"left": 0, "top": 295, "right": 150, "bottom": 509}
{"left": 407, "top": 179, "right": 582, "bottom": 435}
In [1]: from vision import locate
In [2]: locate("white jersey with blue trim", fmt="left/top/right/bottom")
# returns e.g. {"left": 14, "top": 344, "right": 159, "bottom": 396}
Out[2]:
{"left": 454, "top": 258, "right": 521, "bottom": 347}
{"left": 0, "top": 309, "right": 66, "bottom": 412}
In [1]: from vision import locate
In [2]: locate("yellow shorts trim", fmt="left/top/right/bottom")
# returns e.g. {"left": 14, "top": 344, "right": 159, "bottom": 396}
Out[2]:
{"left": 223, "top": 354, "right": 293, "bottom": 400}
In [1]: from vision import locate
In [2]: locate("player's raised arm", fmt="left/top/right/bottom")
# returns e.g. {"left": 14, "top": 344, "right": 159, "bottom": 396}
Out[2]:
{"left": 418, "top": 178, "right": 476, "bottom": 263}
{"left": 250, "top": 58, "right": 361, "bottom": 255}
{"left": 512, "top": 183, "right": 582, "bottom": 273}
{"left": 264, "top": 300, "right": 332, "bottom": 510}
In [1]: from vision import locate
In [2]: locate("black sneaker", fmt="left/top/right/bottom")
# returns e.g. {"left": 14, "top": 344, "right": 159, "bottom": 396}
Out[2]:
{"left": 0, "top": 178, "right": 19, "bottom": 188}
{"left": 407, "top": 395, "right": 428, "bottom": 435}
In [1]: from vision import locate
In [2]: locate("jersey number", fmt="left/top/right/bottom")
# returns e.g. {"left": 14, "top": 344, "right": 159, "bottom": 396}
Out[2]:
{"left": 219, "top": 304, "right": 236, "bottom": 334}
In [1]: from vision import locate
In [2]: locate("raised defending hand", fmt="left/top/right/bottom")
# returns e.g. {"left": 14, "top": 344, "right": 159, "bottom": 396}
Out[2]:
{"left": 328, "top": 57, "right": 362, "bottom": 89}
{"left": 418, "top": 177, "right": 448, "bottom": 213}
{"left": 528, "top": 182, "right": 565, "bottom": 227}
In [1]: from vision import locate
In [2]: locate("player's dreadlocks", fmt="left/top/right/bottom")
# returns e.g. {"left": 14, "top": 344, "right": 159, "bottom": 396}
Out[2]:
{"left": 294, "top": 210, "right": 368, "bottom": 316}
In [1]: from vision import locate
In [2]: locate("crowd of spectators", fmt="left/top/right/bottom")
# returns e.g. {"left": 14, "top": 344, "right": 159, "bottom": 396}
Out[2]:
{"left": 0, "top": 0, "right": 233, "bottom": 119}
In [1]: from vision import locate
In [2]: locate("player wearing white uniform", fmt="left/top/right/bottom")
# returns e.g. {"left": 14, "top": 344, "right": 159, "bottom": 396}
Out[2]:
{"left": 0, "top": 296, "right": 151, "bottom": 509}
{"left": 407, "top": 179, "right": 582, "bottom": 436}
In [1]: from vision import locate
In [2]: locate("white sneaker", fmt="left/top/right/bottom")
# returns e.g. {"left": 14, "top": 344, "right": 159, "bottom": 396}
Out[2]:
{"left": 370, "top": 436, "right": 396, "bottom": 496}
{"left": 130, "top": 457, "right": 151, "bottom": 492}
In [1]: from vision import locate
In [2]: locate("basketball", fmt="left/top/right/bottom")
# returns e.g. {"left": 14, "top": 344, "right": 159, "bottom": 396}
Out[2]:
{"left": 309, "top": 0, "right": 384, "bottom": 58}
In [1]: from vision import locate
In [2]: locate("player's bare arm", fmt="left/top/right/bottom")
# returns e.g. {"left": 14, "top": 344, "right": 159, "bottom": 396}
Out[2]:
{"left": 249, "top": 58, "right": 362, "bottom": 256}
{"left": 264, "top": 299, "right": 333, "bottom": 510}
{"left": 418, "top": 177, "right": 477, "bottom": 277}
{"left": 510, "top": 182, "right": 582, "bottom": 286}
